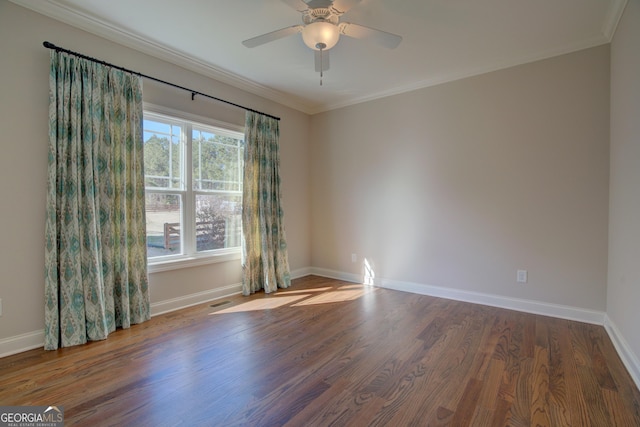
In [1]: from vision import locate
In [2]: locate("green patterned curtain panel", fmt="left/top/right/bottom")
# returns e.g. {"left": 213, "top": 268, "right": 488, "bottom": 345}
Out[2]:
{"left": 44, "top": 50, "right": 150, "bottom": 350}
{"left": 242, "top": 112, "right": 291, "bottom": 295}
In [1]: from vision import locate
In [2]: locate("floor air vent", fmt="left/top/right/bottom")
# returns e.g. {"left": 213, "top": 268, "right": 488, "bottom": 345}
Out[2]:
{"left": 210, "top": 301, "right": 231, "bottom": 308}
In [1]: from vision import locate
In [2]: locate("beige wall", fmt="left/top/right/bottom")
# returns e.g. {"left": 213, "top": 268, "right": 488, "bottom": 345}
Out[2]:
{"left": 310, "top": 45, "right": 610, "bottom": 310}
{"left": 608, "top": 0, "right": 640, "bottom": 362}
{"left": 0, "top": 1, "right": 311, "bottom": 341}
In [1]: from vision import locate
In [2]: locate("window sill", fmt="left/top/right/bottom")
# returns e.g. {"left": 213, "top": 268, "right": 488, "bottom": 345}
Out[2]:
{"left": 148, "top": 250, "right": 241, "bottom": 273}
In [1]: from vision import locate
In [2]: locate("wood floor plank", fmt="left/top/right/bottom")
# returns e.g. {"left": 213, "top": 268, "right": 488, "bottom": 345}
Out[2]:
{"left": 557, "top": 319, "right": 592, "bottom": 426}
{"left": 569, "top": 320, "right": 592, "bottom": 367}
{"left": 476, "top": 357, "right": 505, "bottom": 411}
{"left": 0, "top": 276, "right": 638, "bottom": 427}
{"left": 577, "top": 363, "right": 614, "bottom": 425}
{"left": 530, "top": 345, "right": 551, "bottom": 426}
{"left": 509, "top": 356, "right": 534, "bottom": 426}
{"left": 449, "top": 377, "right": 483, "bottom": 426}
{"left": 547, "top": 320, "right": 572, "bottom": 426}
{"left": 491, "top": 397, "right": 513, "bottom": 427}
{"left": 495, "top": 313, "right": 526, "bottom": 404}
{"left": 282, "top": 377, "right": 351, "bottom": 427}
{"left": 471, "top": 314, "right": 504, "bottom": 381}
{"left": 602, "top": 387, "right": 640, "bottom": 427}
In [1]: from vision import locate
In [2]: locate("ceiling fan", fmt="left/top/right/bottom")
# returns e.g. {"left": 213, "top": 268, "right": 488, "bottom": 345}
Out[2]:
{"left": 242, "top": 0, "right": 402, "bottom": 84}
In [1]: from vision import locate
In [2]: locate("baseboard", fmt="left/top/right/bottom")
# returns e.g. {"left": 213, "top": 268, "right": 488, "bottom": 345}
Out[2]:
{"left": 150, "top": 268, "right": 316, "bottom": 315}
{"left": 0, "top": 330, "right": 44, "bottom": 359}
{"left": 290, "top": 267, "right": 313, "bottom": 279}
{"left": 604, "top": 315, "right": 640, "bottom": 390}
{"left": 377, "top": 277, "right": 605, "bottom": 325}
{"left": 308, "top": 267, "right": 362, "bottom": 284}
{"left": 308, "top": 268, "right": 605, "bottom": 325}
{"left": 150, "top": 282, "right": 242, "bottom": 316}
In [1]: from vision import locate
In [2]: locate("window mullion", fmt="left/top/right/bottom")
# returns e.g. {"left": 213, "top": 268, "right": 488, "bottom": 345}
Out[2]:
{"left": 183, "top": 122, "right": 195, "bottom": 255}
{"left": 238, "top": 142, "right": 243, "bottom": 192}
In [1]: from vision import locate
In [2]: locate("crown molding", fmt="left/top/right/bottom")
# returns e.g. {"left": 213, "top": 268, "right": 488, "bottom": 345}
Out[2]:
{"left": 602, "top": 0, "right": 629, "bottom": 41}
{"left": 9, "top": 0, "right": 317, "bottom": 115}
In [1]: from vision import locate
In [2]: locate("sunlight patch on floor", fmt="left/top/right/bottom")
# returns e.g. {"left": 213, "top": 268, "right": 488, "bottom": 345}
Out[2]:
{"left": 292, "top": 288, "right": 375, "bottom": 306}
{"left": 209, "top": 283, "right": 378, "bottom": 314}
{"left": 280, "top": 287, "right": 333, "bottom": 294}
{"left": 211, "top": 295, "right": 311, "bottom": 314}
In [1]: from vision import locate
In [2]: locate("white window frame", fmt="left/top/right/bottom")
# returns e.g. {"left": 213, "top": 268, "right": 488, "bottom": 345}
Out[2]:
{"left": 144, "top": 104, "right": 244, "bottom": 273}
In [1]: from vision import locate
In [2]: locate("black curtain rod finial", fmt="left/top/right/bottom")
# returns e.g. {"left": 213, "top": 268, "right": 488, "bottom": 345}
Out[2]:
{"left": 42, "top": 40, "right": 280, "bottom": 121}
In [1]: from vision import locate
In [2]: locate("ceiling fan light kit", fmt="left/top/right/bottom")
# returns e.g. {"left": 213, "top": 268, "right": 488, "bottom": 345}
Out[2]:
{"left": 242, "top": 0, "right": 402, "bottom": 85}
{"left": 302, "top": 21, "right": 340, "bottom": 50}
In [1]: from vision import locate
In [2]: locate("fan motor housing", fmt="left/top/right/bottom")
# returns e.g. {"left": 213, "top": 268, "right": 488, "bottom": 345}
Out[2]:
{"left": 303, "top": 8, "right": 339, "bottom": 25}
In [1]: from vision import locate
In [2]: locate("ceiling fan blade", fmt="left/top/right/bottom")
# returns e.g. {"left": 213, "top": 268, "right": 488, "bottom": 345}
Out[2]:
{"left": 242, "top": 25, "right": 304, "bottom": 48}
{"left": 338, "top": 22, "right": 403, "bottom": 49}
{"left": 330, "top": 0, "right": 362, "bottom": 14}
{"left": 315, "top": 49, "right": 330, "bottom": 72}
{"left": 280, "top": 0, "right": 309, "bottom": 12}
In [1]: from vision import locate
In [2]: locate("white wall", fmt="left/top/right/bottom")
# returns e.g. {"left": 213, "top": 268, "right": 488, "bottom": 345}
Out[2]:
{"left": 608, "top": 0, "right": 640, "bottom": 374}
{"left": 0, "top": 1, "right": 310, "bottom": 348}
{"left": 310, "top": 45, "right": 610, "bottom": 312}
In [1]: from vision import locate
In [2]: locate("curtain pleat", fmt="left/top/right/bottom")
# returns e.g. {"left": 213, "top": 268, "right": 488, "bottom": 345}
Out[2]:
{"left": 44, "top": 51, "right": 149, "bottom": 350}
{"left": 241, "top": 112, "right": 291, "bottom": 295}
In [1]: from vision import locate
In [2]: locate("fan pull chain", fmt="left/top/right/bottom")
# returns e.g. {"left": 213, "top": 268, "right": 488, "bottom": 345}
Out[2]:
{"left": 320, "top": 49, "right": 324, "bottom": 86}
{"left": 316, "top": 42, "right": 327, "bottom": 86}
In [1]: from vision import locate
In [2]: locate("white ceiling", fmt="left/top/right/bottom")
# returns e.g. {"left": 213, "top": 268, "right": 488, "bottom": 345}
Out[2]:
{"left": 13, "top": 0, "right": 627, "bottom": 114}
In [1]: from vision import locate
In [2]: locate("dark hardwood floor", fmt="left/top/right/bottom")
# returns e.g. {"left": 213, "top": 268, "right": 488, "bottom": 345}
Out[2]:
{"left": 1, "top": 276, "right": 639, "bottom": 426}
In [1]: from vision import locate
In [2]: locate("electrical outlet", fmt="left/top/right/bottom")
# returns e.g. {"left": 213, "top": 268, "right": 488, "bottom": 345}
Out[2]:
{"left": 517, "top": 270, "right": 528, "bottom": 284}
{"left": 351, "top": 253, "right": 357, "bottom": 263}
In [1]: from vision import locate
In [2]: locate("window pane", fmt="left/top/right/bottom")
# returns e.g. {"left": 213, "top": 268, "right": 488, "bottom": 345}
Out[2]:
{"left": 192, "top": 129, "right": 243, "bottom": 191}
{"left": 143, "top": 111, "right": 244, "bottom": 261}
{"left": 143, "top": 119, "right": 183, "bottom": 189}
{"left": 195, "top": 194, "right": 242, "bottom": 252}
{"left": 146, "top": 193, "right": 182, "bottom": 257}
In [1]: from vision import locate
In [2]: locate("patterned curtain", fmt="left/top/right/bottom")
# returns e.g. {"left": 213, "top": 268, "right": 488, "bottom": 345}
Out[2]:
{"left": 44, "top": 50, "right": 150, "bottom": 350}
{"left": 242, "top": 112, "right": 291, "bottom": 295}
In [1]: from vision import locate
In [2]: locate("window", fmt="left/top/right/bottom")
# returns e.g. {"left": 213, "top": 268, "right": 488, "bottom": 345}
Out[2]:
{"left": 143, "top": 110, "right": 244, "bottom": 265}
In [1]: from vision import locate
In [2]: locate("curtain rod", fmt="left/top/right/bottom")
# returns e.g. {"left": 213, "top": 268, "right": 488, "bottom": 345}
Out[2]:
{"left": 43, "top": 41, "right": 280, "bottom": 121}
